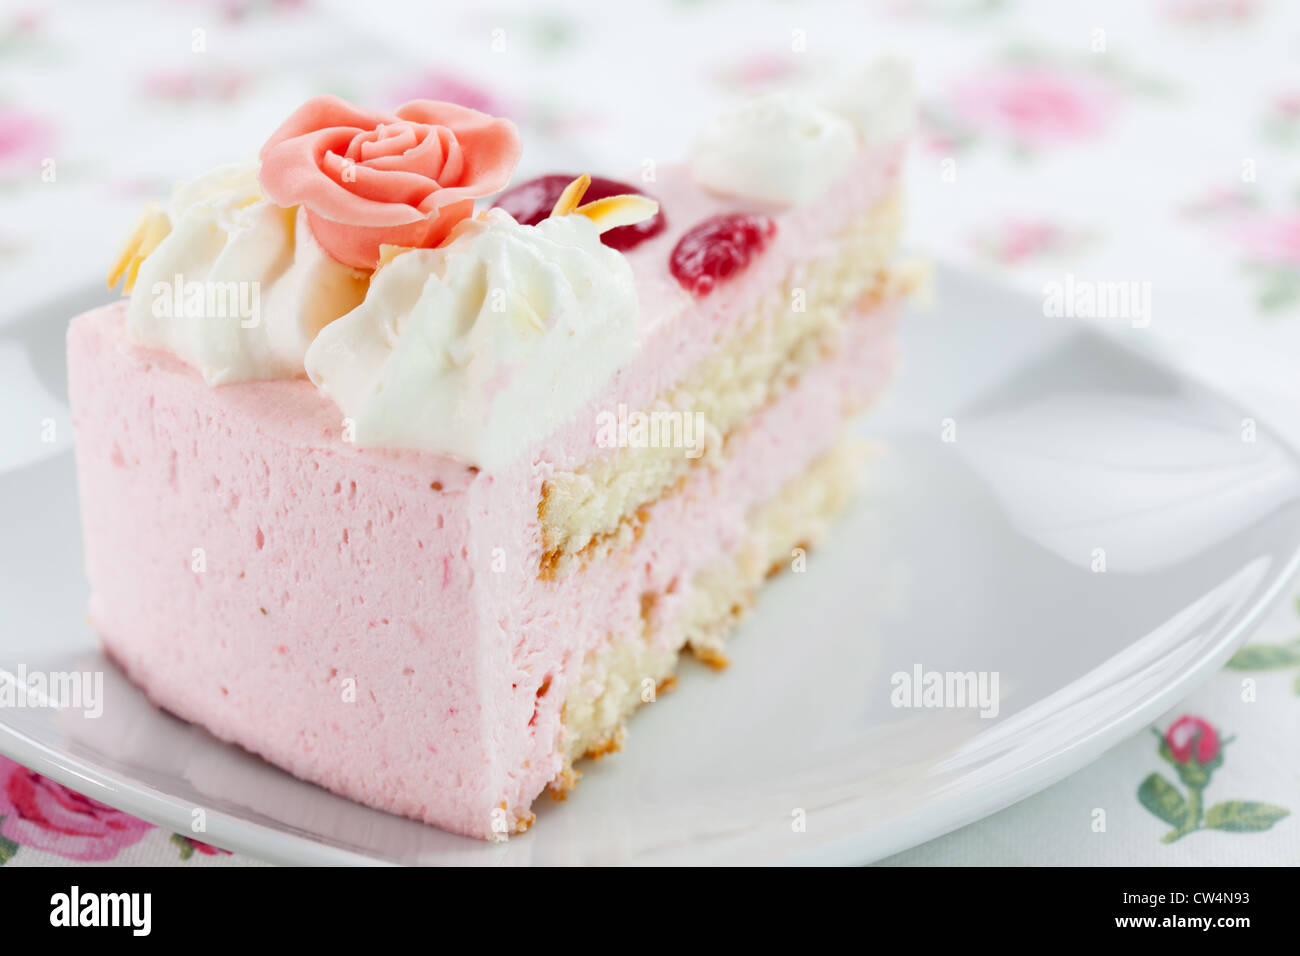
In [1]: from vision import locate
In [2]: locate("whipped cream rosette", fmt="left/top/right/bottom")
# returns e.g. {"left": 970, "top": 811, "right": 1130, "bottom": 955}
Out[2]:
{"left": 690, "top": 56, "right": 915, "bottom": 206}
{"left": 305, "top": 177, "right": 659, "bottom": 469}
{"left": 108, "top": 96, "right": 525, "bottom": 384}
{"left": 116, "top": 161, "right": 370, "bottom": 385}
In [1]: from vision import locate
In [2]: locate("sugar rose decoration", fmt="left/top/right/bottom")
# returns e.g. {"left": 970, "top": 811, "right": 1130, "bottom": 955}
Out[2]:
{"left": 259, "top": 95, "right": 521, "bottom": 270}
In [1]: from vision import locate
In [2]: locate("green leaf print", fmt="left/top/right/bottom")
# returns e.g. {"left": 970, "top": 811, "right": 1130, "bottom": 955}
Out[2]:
{"left": 1204, "top": 801, "right": 1290, "bottom": 833}
{"left": 1138, "top": 774, "right": 1190, "bottom": 829}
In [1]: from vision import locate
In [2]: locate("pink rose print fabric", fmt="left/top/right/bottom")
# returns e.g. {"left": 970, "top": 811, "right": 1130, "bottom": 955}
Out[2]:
{"left": 949, "top": 66, "right": 1116, "bottom": 149}
{"left": 0, "top": 106, "right": 54, "bottom": 178}
{"left": 0, "top": 755, "right": 150, "bottom": 862}
{"left": 0, "top": 756, "right": 237, "bottom": 865}
{"left": 1137, "top": 717, "right": 1289, "bottom": 843}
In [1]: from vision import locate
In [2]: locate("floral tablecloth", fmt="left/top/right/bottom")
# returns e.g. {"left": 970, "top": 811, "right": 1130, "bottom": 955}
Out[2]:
{"left": 2, "top": 0, "right": 1298, "bottom": 865}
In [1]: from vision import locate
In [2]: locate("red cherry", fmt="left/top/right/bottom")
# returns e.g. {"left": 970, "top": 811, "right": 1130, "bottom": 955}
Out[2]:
{"left": 669, "top": 213, "right": 777, "bottom": 296}
{"left": 493, "top": 174, "right": 667, "bottom": 252}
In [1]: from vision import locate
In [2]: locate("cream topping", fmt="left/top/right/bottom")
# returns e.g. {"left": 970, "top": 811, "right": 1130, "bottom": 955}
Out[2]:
{"left": 822, "top": 57, "right": 916, "bottom": 147}
{"left": 690, "top": 92, "right": 858, "bottom": 206}
{"left": 689, "top": 57, "right": 914, "bottom": 206}
{"left": 125, "top": 162, "right": 369, "bottom": 384}
{"left": 304, "top": 208, "right": 641, "bottom": 470}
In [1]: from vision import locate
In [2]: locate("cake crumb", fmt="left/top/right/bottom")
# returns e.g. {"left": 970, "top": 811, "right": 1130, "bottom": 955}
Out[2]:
{"left": 692, "top": 645, "right": 730, "bottom": 670}
{"left": 548, "top": 765, "right": 582, "bottom": 798}
{"left": 584, "top": 726, "right": 626, "bottom": 760}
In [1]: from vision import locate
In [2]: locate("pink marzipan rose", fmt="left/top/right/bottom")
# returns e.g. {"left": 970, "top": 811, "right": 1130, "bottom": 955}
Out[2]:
{"left": 0, "top": 756, "right": 152, "bottom": 862}
{"left": 952, "top": 66, "right": 1115, "bottom": 147}
{"left": 259, "top": 95, "right": 521, "bottom": 270}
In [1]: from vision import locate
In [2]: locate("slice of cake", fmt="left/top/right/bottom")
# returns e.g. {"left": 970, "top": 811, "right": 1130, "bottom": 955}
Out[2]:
{"left": 69, "top": 62, "right": 919, "bottom": 839}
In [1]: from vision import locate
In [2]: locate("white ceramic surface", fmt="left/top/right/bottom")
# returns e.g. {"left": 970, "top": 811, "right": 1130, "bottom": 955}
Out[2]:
{"left": 1, "top": 266, "right": 1297, "bottom": 865}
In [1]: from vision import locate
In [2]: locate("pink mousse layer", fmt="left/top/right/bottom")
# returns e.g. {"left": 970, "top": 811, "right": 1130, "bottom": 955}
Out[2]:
{"left": 68, "top": 295, "right": 899, "bottom": 838}
{"left": 532, "top": 144, "right": 903, "bottom": 475}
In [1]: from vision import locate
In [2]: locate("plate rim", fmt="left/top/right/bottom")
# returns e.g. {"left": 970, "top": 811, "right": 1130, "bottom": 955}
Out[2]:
{"left": 800, "top": 555, "right": 1300, "bottom": 865}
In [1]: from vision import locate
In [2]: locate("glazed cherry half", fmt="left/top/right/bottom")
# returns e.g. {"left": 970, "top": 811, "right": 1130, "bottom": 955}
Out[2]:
{"left": 669, "top": 213, "right": 777, "bottom": 297}
{"left": 493, "top": 174, "right": 667, "bottom": 252}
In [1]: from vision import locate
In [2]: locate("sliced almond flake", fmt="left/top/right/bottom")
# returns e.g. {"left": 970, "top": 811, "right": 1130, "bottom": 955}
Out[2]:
{"left": 548, "top": 174, "right": 592, "bottom": 218}
{"left": 376, "top": 243, "right": 417, "bottom": 271}
{"left": 107, "top": 201, "right": 170, "bottom": 293}
{"left": 131, "top": 212, "right": 172, "bottom": 288}
{"left": 574, "top": 194, "right": 659, "bottom": 234}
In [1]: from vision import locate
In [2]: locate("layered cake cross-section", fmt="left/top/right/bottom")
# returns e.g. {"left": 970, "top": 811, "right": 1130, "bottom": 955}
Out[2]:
{"left": 69, "top": 62, "right": 920, "bottom": 838}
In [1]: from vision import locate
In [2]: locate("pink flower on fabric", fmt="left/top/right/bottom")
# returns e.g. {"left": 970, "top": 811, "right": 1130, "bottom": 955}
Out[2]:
{"left": 950, "top": 66, "right": 1115, "bottom": 148}
{"left": 986, "top": 220, "right": 1061, "bottom": 263}
{"left": 189, "top": 838, "right": 231, "bottom": 856}
{"left": 386, "top": 72, "right": 512, "bottom": 120}
{"left": 0, "top": 107, "right": 54, "bottom": 172}
{"left": 1162, "top": 0, "right": 1258, "bottom": 24}
{"left": 172, "top": 833, "right": 233, "bottom": 858}
{"left": 0, "top": 756, "right": 152, "bottom": 862}
{"left": 970, "top": 218, "right": 1089, "bottom": 266}
{"left": 1164, "top": 715, "right": 1221, "bottom": 765}
{"left": 713, "top": 53, "right": 805, "bottom": 92}
{"left": 259, "top": 95, "right": 521, "bottom": 270}
{"left": 1234, "top": 215, "right": 1300, "bottom": 267}
{"left": 1275, "top": 93, "right": 1300, "bottom": 119}
{"left": 143, "top": 68, "right": 250, "bottom": 103}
